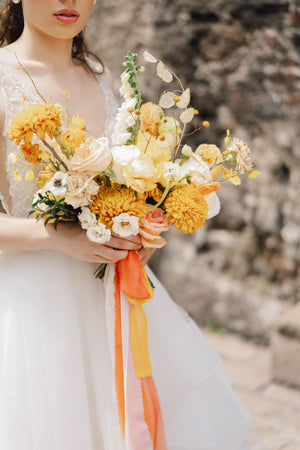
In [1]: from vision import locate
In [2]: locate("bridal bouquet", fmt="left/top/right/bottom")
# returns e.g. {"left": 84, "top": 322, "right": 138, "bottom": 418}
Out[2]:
{"left": 7, "top": 51, "right": 260, "bottom": 450}
{"left": 7, "top": 51, "right": 259, "bottom": 261}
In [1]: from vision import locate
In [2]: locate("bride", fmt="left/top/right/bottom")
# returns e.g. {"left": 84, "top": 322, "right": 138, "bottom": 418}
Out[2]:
{"left": 0, "top": 1, "right": 264, "bottom": 449}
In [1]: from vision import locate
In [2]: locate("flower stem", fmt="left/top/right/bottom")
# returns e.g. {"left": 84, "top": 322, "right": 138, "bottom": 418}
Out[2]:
{"left": 41, "top": 140, "right": 68, "bottom": 171}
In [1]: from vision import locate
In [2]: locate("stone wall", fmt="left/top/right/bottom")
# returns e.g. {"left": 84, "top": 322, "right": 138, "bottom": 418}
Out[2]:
{"left": 88, "top": 0, "right": 300, "bottom": 342}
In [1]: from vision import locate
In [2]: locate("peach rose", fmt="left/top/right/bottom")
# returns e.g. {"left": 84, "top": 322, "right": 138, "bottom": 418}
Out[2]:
{"left": 140, "top": 208, "right": 170, "bottom": 248}
{"left": 68, "top": 137, "right": 112, "bottom": 174}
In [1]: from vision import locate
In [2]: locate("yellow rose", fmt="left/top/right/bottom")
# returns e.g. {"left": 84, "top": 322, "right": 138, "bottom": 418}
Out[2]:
{"left": 123, "top": 154, "right": 158, "bottom": 192}
{"left": 137, "top": 131, "right": 171, "bottom": 163}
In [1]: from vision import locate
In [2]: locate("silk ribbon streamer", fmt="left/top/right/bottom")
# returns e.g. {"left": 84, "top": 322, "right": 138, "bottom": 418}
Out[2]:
{"left": 112, "top": 250, "right": 167, "bottom": 450}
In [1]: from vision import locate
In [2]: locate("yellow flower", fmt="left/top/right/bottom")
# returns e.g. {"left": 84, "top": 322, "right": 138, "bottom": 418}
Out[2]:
{"left": 224, "top": 129, "right": 231, "bottom": 146}
{"left": 248, "top": 170, "right": 261, "bottom": 179}
{"left": 7, "top": 102, "right": 64, "bottom": 146}
{"left": 8, "top": 151, "right": 20, "bottom": 164}
{"left": 137, "top": 131, "right": 171, "bottom": 163}
{"left": 20, "top": 143, "right": 43, "bottom": 166}
{"left": 165, "top": 185, "right": 209, "bottom": 233}
{"left": 25, "top": 169, "right": 35, "bottom": 181}
{"left": 13, "top": 168, "right": 22, "bottom": 182}
{"left": 147, "top": 187, "right": 164, "bottom": 203}
{"left": 223, "top": 168, "right": 241, "bottom": 185}
{"left": 72, "top": 114, "right": 86, "bottom": 130}
{"left": 123, "top": 154, "right": 158, "bottom": 193}
{"left": 36, "top": 167, "right": 56, "bottom": 189}
{"left": 196, "top": 144, "right": 223, "bottom": 179}
{"left": 61, "top": 125, "right": 85, "bottom": 150}
{"left": 89, "top": 185, "right": 148, "bottom": 229}
{"left": 140, "top": 102, "right": 164, "bottom": 137}
{"left": 63, "top": 90, "right": 71, "bottom": 100}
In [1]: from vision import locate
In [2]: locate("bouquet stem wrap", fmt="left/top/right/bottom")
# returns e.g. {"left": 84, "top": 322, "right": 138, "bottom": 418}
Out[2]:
{"left": 104, "top": 251, "right": 167, "bottom": 450}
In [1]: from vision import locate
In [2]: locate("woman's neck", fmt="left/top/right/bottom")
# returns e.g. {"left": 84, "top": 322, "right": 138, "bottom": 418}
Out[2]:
{"left": 11, "top": 26, "right": 74, "bottom": 71}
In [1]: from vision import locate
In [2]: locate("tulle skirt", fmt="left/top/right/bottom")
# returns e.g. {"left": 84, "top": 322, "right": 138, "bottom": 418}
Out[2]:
{"left": 0, "top": 249, "right": 263, "bottom": 449}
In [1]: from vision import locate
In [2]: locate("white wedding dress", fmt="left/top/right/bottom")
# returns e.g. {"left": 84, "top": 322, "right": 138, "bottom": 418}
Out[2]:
{"left": 0, "top": 61, "right": 265, "bottom": 450}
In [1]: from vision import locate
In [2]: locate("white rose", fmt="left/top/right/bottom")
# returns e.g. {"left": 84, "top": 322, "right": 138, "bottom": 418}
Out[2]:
{"left": 111, "top": 144, "right": 141, "bottom": 166}
{"left": 78, "top": 207, "right": 97, "bottom": 230}
{"left": 68, "top": 137, "right": 112, "bottom": 174}
{"left": 112, "top": 213, "right": 140, "bottom": 237}
{"left": 177, "top": 153, "right": 213, "bottom": 184}
{"left": 86, "top": 224, "right": 111, "bottom": 244}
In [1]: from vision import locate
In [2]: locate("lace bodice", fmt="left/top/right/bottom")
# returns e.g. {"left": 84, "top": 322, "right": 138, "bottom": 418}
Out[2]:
{"left": 0, "top": 59, "right": 118, "bottom": 217}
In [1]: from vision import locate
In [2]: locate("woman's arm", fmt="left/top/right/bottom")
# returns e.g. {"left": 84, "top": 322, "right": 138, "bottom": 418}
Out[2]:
{"left": 0, "top": 214, "right": 141, "bottom": 263}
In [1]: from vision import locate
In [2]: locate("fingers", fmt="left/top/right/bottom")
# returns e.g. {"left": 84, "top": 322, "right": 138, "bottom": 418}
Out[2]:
{"left": 106, "top": 235, "right": 142, "bottom": 251}
{"left": 94, "top": 247, "right": 128, "bottom": 262}
{"left": 138, "top": 247, "right": 156, "bottom": 266}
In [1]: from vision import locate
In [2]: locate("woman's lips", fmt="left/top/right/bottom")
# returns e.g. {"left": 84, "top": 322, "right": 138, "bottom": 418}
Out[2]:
{"left": 53, "top": 9, "right": 79, "bottom": 24}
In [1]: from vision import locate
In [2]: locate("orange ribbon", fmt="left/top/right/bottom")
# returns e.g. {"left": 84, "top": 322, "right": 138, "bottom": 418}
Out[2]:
{"left": 114, "top": 250, "right": 167, "bottom": 449}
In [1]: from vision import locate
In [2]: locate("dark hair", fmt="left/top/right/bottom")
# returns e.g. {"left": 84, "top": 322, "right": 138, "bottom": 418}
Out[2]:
{"left": 0, "top": 1, "right": 104, "bottom": 74}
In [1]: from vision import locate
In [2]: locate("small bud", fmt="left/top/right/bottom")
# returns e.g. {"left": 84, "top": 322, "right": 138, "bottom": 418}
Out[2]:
{"left": 155, "top": 119, "right": 161, "bottom": 126}
{"left": 158, "top": 135, "right": 166, "bottom": 141}
{"left": 134, "top": 109, "right": 141, "bottom": 115}
{"left": 194, "top": 109, "right": 199, "bottom": 116}
{"left": 173, "top": 96, "right": 180, "bottom": 103}
{"left": 163, "top": 118, "right": 168, "bottom": 123}
{"left": 127, "top": 107, "right": 134, "bottom": 113}
{"left": 202, "top": 120, "right": 210, "bottom": 128}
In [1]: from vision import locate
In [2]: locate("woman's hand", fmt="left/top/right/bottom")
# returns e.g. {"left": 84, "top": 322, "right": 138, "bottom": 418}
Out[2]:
{"left": 138, "top": 247, "right": 156, "bottom": 266}
{"left": 48, "top": 221, "right": 142, "bottom": 264}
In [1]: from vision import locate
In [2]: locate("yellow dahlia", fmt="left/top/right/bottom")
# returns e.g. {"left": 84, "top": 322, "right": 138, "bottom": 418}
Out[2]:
{"left": 140, "top": 102, "right": 164, "bottom": 137}
{"left": 61, "top": 125, "right": 85, "bottom": 151}
{"left": 195, "top": 144, "right": 223, "bottom": 179}
{"left": 164, "top": 185, "right": 209, "bottom": 233}
{"left": 7, "top": 102, "right": 64, "bottom": 146}
{"left": 89, "top": 185, "right": 148, "bottom": 229}
{"left": 147, "top": 186, "right": 164, "bottom": 203}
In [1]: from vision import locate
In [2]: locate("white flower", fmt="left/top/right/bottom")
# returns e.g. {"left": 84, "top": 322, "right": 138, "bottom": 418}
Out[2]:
{"left": 112, "top": 213, "right": 140, "bottom": 237}
{"left": 65, "top": 173, "right": 99, "bottom": 209}
{"left": 166, "top": 161, "right": 184, "bottom": 179}
{"left": 177, "top": 153, "right": 213, "bottom": 184}
{"left": 112, "top": 132, "right": 132, "bottom": 146}
{"left": 228, "top": 138, "right": 254, "bottom": 174}
{"left": 68, "top": 137, "right": 112, "bottom": 174}
{"left": 78, "top": 207, "right": 97, "bottom": 230}
{"left": 45, "top": 172, "right": 68, "bottom": 197}
{"left": 119, "top": 71, "right": 135, "bottom": 99}
{"left": 86, "top": 224, "right": 111, "bottom": 244}
{"left": 205, "top": 192, "right": 221, "bottom": 219}
{"left": 119, "top": 83, "right": 135, "bottom": 100}
{"left": 182, "top": 144, "right": 193, "bottom": 157}
{"left": 111, "top": 163, "right": 127, "bottom": 185}
{"left": 111, "top": 144, "right": 141, "bottom": 166}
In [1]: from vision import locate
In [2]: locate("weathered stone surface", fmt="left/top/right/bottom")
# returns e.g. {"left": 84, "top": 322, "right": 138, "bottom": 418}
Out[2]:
{"left": 271, "top": 304, "right": 300, "bottom": 388}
